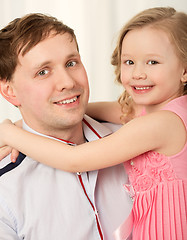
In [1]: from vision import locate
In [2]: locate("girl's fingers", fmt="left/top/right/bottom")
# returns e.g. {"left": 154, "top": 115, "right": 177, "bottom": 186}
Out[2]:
{"left": 11, "top": 149, "right": 20, "bottom": 163}
{"left": 0, "top": 146, "right": 12, "bottom": 161}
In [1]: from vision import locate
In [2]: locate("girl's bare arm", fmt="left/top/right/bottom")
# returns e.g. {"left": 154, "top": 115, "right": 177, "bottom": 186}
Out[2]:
{"left": 0, "top": 111, "right": 185, "bottom": 172}
{"left": 0, "top": 119, "right": 21, "bottom": 162}
{"left": 86, "top": 101, "right": 122, "bottom": 124}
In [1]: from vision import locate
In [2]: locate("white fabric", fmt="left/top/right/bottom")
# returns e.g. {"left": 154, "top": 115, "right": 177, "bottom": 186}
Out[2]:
{"left": 0, "top": 115, "right": 132, "bottom": 240}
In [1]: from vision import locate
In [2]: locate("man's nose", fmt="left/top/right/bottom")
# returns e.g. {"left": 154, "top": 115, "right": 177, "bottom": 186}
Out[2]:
{"left": 55, "top": 68, "right": 76, "bottom": 91}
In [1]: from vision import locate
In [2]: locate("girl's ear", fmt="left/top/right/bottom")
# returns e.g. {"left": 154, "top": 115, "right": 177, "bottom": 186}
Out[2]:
{"left": 181, "top": 68, "right": 187, "bottom": 84}
{"left": 0, "top": 80, "right": 21, "bottom": 106}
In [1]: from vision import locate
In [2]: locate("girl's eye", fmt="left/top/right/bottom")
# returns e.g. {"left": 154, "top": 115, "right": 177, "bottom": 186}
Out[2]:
{"left": 66, "top": 61, "right": 77, "bottom": 68}
{"left": 37, "top": 69, "right": 49, "bottom": 76}
{"left": 125, "top": 60, "right": 134, "bottom": 65}
{"left": 147, "top": 60, "right": 159, "bottom": 65}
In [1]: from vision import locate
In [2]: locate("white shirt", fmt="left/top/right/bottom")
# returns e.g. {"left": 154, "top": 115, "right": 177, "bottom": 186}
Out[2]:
{"left": 0, "top": 115, "right": 132, "bottom": 240}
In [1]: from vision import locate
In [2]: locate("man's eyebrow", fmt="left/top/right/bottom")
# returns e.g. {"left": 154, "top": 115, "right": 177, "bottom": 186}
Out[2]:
{"left": 32, "top": 52, "right": 81, "bottom": 70}
{"left": 66, "top": 52, "right": 80, "bottom": 59}
{"left": 33, "top": 61, "right": 51, "bottom": 70}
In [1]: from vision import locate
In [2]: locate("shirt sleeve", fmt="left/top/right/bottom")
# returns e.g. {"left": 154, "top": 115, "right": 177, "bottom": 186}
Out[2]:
{"left": 0, "top": 199, "right": 20, "bottom": 240}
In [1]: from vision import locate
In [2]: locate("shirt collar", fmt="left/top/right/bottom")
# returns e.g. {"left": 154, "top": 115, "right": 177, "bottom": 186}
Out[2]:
{"left": 22, "top": 121, "right": 75, "bottom": 145}
{"left": 83, "top": 115, "right": 112, "bottom": 141}
{"left": 22, "top": 115, "right": 112, "bottom": 145}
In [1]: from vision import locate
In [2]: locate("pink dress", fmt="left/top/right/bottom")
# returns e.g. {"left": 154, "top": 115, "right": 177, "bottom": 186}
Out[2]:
{"left": 114, "top": 96, "right": 187, "bottom": 240}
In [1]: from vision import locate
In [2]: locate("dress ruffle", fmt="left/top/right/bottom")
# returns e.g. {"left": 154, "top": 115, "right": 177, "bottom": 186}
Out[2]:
{"left": 114, "top": 180, "right": 187, "bottom": 240}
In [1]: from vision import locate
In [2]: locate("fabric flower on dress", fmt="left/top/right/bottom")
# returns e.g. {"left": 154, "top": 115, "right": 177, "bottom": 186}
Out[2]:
{"left": 161, "top": 168, "right": 176, "bottom": 181}
{"left": 134, "top": 175, "right": 153, "bottom": 192}
{"left": 145, "top": 151, "right": 168, "bottom": 168}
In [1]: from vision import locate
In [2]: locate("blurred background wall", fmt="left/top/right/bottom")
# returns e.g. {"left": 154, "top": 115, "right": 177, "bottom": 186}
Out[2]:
{"left": 0, "top": 0, "right": 186, "bottom": 121}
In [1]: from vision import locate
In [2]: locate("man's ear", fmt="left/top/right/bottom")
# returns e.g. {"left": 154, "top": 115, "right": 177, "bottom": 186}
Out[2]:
{"left": 0, "top": 80, "right": 21, "bottom": 106}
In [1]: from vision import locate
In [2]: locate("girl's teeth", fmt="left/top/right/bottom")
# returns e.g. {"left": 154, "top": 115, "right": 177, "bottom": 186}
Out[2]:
{"left": 135, "top": 86, "right": 151, "bottom": 90}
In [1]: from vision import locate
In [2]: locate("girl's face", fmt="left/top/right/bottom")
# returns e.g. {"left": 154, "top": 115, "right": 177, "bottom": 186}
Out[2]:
{"left": 120, "top": 26, "right": 186, "bottom": 112}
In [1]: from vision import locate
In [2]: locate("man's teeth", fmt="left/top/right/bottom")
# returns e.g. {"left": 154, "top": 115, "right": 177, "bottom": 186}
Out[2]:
{"left": 134, "top": 86, "right": 151, "bottom": 90}
{"left": 58, "top": 97, "right": 77, "bottom": 104}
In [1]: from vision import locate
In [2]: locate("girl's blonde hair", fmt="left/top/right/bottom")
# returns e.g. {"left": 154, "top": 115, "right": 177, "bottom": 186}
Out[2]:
{"left": 111, "top": 7, "right": 187, "bottom": 122}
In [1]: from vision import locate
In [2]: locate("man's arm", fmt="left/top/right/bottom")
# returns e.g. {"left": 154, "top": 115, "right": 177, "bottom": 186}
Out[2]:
{"left": 0, "top": 203, "right": 20, "bottom": 240}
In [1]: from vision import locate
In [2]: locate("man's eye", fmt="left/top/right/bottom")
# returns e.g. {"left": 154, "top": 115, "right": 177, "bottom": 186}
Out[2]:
{"left": 66, "top": 61, "right": 76, "bottom": 67}
{"left": 38, "top": 69, "right": 49, "bottom": 76}
{"left": 147, "top": 60, "right": 158, "bottom": 65}
{"left": 125, "top": 60, "right": 134, "bottom": 65}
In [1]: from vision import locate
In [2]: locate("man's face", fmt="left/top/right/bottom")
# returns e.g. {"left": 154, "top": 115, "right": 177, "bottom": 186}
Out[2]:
{"left": 10, "top": 33, "right": 89, "bottom": 136}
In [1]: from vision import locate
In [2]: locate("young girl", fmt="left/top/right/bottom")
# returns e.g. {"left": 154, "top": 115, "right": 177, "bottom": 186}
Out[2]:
{"left": 0, "top": 7, "right": 187, "bottom": 240}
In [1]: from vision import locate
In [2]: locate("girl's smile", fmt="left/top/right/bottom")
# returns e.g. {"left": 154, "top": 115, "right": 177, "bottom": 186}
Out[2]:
{"left": 121, "top": 26, "right": 185, "bottom": 112}
{"left": 131, "top": 85, "right": 154, "bottom": 94}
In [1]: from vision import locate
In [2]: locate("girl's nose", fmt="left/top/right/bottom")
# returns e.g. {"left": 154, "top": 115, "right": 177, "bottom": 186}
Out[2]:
{"left": 132, "top": 65, "right": 147, "bottom": 80}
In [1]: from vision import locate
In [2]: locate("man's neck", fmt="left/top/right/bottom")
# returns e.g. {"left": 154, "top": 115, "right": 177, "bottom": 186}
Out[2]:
{"left": 22, "top": 120, "right": 85, "bottom": 145}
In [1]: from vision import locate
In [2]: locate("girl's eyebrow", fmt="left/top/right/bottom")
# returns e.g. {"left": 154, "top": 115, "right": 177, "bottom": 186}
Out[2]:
{"left": 121, "top": 53, "right": 163, "bottom": 58}
{"left": 121, "top": 54, "right": 132, "bottom": 59}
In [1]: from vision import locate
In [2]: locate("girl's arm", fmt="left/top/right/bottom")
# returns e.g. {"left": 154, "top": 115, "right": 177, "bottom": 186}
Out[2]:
{"left": 0, "top": 111, "right": 185, "bottom": 172}
{"left": 86, "top": 101, "right": 122, "bottom": 124}
{"left": 0, "top": 120, "right": 21, "bottom": 162}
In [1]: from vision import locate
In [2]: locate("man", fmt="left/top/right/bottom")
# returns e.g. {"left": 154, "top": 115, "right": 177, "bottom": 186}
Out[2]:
{"left": 0, "top": 13, "right": 132, "bottom": 239}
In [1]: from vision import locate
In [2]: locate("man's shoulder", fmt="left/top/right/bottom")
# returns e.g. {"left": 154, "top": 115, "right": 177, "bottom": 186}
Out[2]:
{"left": 83, "top": 115, "right": 122, "bottom": 133}
{"left": 0, "top": 153, "right": 26, "bottom": 178}
{"left": 0, "top": 154, "right": 11, "bottom": 168}
{"left": 83, "top": 115, "right": 122, "bottom": 141}
{"left": 101, "top": 122, "right": 122, "bottom": 133}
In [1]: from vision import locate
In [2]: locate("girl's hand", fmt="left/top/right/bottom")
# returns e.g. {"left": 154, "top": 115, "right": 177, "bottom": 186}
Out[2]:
{"left": 0, "top": 146, "right": 19, "bottom": 162}
{"left": 0, "top": 119, "right": 13, "bottom": 147}
{"left": 0, "top": 119, "right": 21, "bottom": 162}
{"left": 15, "top": 119, "right": 22, "bottom": 128}
{"left": 0, "top": 146, "right": 12, "bottom": 160}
